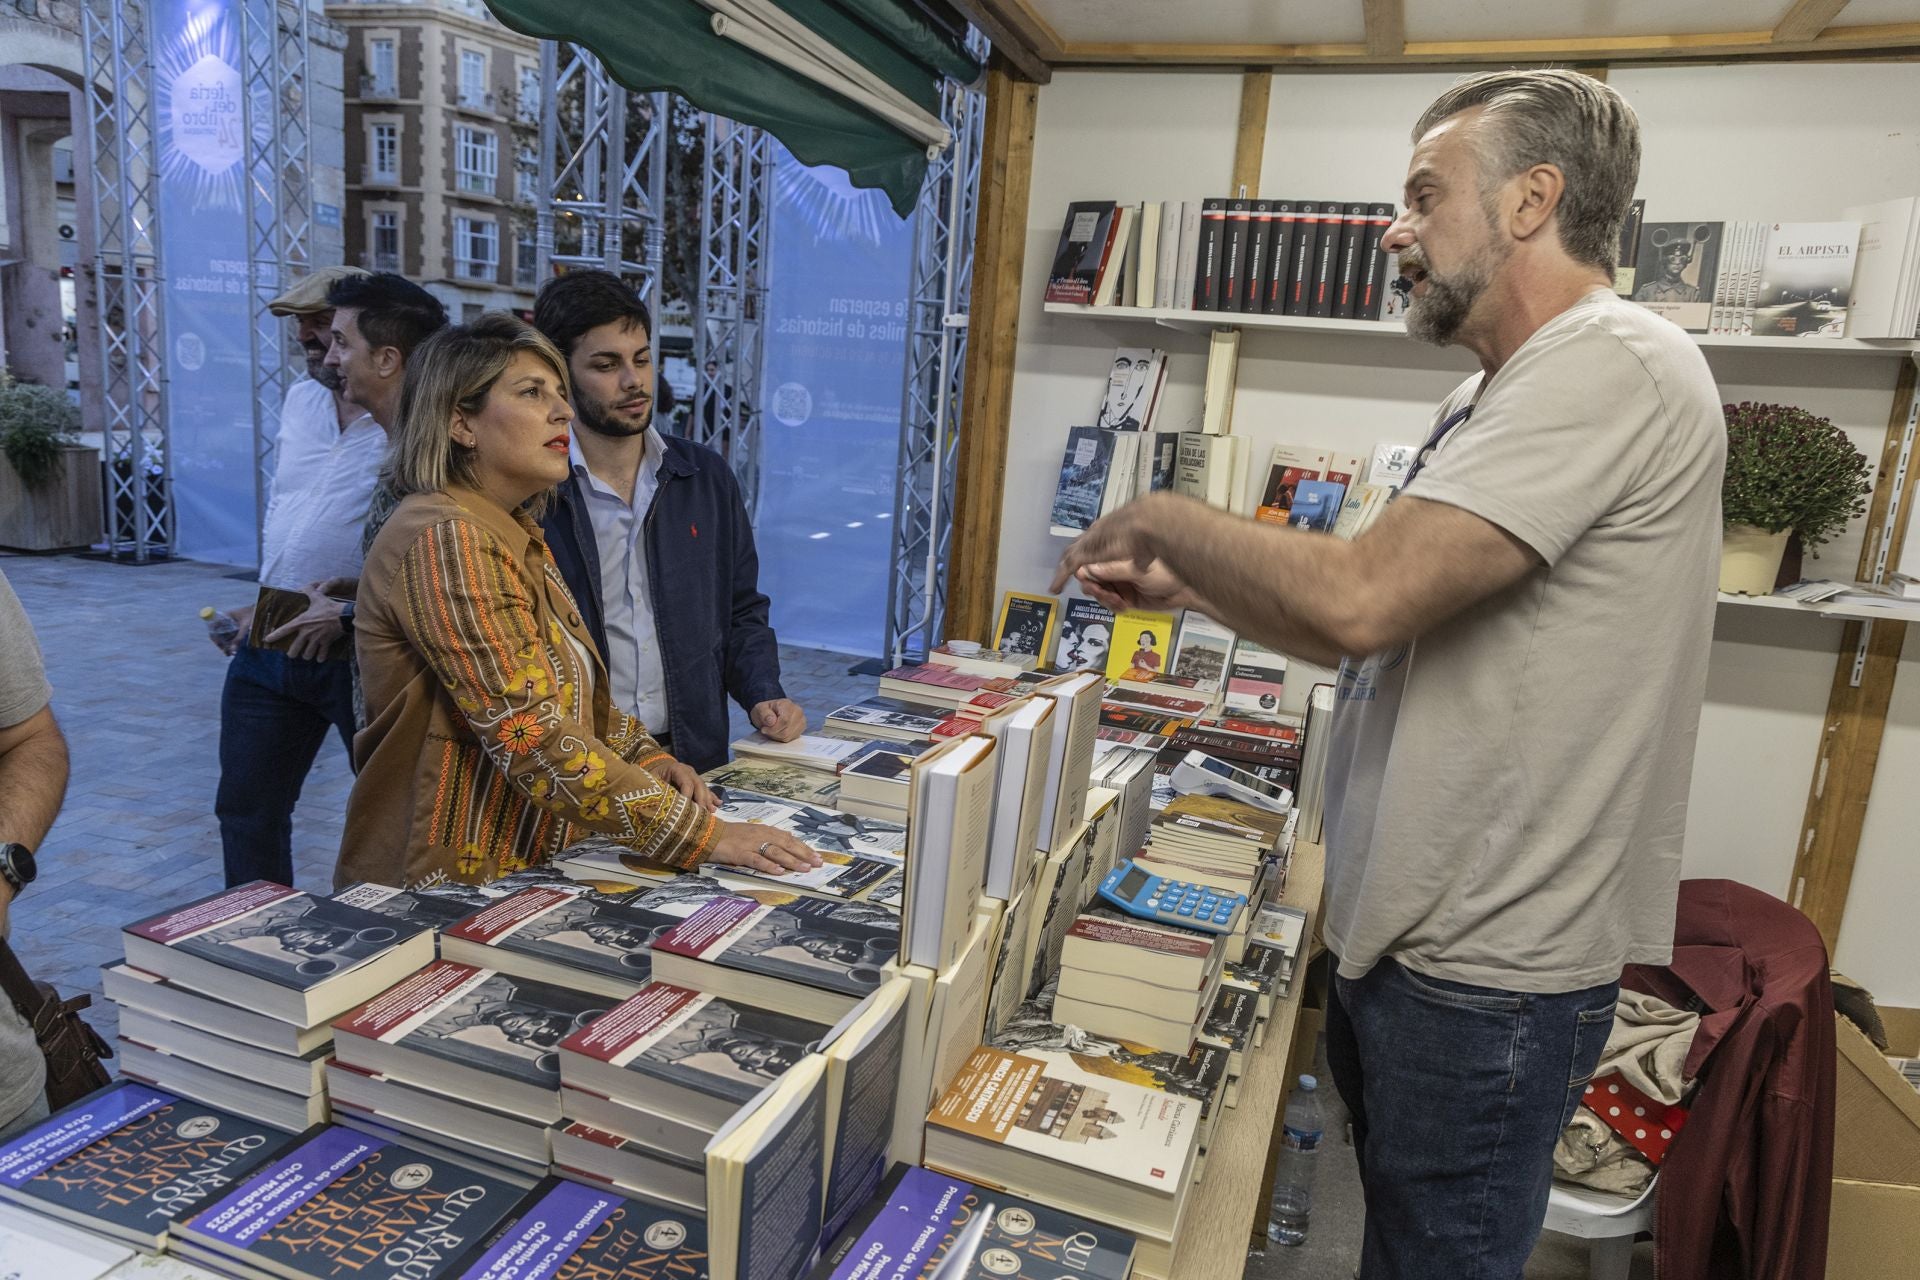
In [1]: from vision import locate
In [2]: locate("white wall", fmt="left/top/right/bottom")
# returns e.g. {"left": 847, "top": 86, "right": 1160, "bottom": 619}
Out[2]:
{"left": 994, "top": 62, "right": 1920, "bottom": 1005}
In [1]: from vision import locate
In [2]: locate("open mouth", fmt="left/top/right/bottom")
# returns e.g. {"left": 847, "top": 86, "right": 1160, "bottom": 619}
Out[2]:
{"left": 544, "top": 433, "right": 569, "bottom": 453}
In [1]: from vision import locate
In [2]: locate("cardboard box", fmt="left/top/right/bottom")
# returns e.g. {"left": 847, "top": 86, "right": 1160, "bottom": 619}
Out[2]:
{"left": 1828, "top": 1012, "right": 1920, "bottom": 1280}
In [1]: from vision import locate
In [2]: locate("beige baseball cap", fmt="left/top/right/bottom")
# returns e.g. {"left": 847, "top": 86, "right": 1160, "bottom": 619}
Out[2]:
{"left": 267, "top": 265, "right": 371, "bottom": 317}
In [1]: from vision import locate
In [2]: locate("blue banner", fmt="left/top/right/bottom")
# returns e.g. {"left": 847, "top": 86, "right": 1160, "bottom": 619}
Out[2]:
{"left": 758, "top": 144, "right": 913, "bottom": 657}
{"left": 155, "top": 0, "right": 259, "bottom": 567}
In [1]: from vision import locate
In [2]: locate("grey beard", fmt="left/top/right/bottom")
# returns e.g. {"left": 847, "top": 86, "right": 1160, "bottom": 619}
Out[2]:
{"left": 309, "top": 361, "right": 344, "bottom": 392}
{"left": 1404, "top": 270, "right": 1482, "bottom": 346}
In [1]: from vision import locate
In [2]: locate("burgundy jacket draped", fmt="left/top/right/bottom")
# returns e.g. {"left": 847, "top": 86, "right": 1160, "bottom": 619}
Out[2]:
{"left": 1622, "top": 878, "right": 1834, "bottom": 1280}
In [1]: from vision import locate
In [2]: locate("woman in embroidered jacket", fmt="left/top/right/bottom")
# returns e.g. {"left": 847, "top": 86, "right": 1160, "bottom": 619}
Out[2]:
{"left": 337, "top": 314, "right": 821, "bottom": 889}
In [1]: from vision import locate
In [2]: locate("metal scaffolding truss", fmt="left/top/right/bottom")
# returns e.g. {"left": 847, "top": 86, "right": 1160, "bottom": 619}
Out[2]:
{"left": 692, "top": 116, "right": 774, "bottom": 512}
{"left": 535, "top": 44, "right": 669, "bottom": 313}
{"left": 82, "top": 0, "right": 172, "bottom": 562}
{"left": 239, "top": 0, "right": 313, "bottom": 563}
{"left": 884, "top": 62, "right": 985, "bottom": 665}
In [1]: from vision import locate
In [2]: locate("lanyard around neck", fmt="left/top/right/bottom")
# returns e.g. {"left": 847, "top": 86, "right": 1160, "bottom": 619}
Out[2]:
{"left": 1402, "top": 403, "right": 1475, "bottom": 489}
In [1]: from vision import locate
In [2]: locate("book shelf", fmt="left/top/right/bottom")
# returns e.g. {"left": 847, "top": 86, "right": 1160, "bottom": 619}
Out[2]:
{"left": 1042, "top": 301, "right": 1920, "bottom": 359}
{"left": 1144, "top": 837, "right": 1325, "bottom": 1280}
{"left": 1717, "top": 593, "right": 1920, "bottom": 624}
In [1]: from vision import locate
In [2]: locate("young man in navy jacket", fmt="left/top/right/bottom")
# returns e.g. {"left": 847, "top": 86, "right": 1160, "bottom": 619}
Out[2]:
{"left": 534, "top": 271, "right": 805, "bottom": 773}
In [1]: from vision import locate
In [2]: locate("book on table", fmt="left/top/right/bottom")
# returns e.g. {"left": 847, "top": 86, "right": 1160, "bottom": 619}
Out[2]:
{"left": 818, "top": 975, "right": 912, "bottom": 1242}
{"left": 977, "top": 694, "right": 1058, "bottom": 901}
{"left": 916, "top": 909, "right": 1000, "bottom": 1140}
{"left": 115, "top": 1006, "right": 331, "bottom": 1097}
{"left": 1053, "top": 916, "right": 1222, "bottom": 1055}
{"left": 556, "top": 981, "right": 829, "bottom": 1134}
{"left": 807, "top": 1164, "right": 1137, "bottom": 1280}
{"left": 440, "top": 879, "right": 747, "bottom": 1000}
{"left": 1031, "top": 670, "right": 1103, "bottom": 854}
{"left": 708, "top": 789, "right": 908, "bottom": 867}
{"left": 827, "top": 695, "right": 970, "bottom": 744}
{"left": 549, "top": 1122, "right": 706, "bottom": 1211}
{"left": 120, "top": 881, "right": 435, "bottom": 1027}
{"left": 331, "top": 960, "right": 617, "bottom": 1124}
{"left": 0, "top": 1081, "right": 292, "bottom": 1252}
{"left": 101, "top": 962, "right": 333, "bottom": 1057}
{"left": 650, "top": 893, "right": 902, "bottom": 1025}
{"left": 835, "top": 743, "right": 917, "bottom": 813}
{"left": 117, "top": 1042, "right": 329, "bottom": 1133}
{"left": 730, "top": 729, "right": 874, "bottom": 773}
{"left": 1197, "top": 984, "right": 1263, "bottom": 1075}
{"left": 700, "top": 757, "right": 844, "bottom": 805}
{"left": 706, "top": 1054, "right": 828, "bottom": 1280}
{"left": 330, "top": 881, "right": 496, "bottom": 937}
{"left": 443, "top": 1174, "right": 709, "bottom": 1280}
{"left": 925, "top": 644, "right": 1043, "bottom": 679}
{"left": 172, "top": 1124, "right": 527, "bottom": 1280}
{"left": 923, "top": 1044, "right": 1202, "bottom": 1242}
{"left": 901, "top": 732, "right": 997, "bottom": 972}
{"left": 325, "top": 1061, "right": 552, "bottom": 1174}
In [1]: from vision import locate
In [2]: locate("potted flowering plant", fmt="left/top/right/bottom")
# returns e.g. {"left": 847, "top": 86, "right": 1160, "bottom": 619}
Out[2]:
{"left": 1719, "top": 401, "right": 1870, "bottom": 595}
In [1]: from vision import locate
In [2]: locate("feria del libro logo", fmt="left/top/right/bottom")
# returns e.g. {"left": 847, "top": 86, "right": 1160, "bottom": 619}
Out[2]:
{"left": 158, "top": 11, "right": 247, "bottom": 211}
{"left": 170, "top": 53, "right": 242, "bottom": 173}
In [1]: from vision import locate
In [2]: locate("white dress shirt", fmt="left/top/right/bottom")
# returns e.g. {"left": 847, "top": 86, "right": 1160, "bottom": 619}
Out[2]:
{"left": 570, "top": 429, "right": 672, "bottom": 734}
{"left": 258, "top": 379, "right": 385, "bottom": 589}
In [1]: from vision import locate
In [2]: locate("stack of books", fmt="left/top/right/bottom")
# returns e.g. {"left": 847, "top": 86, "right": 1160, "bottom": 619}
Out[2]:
{"left": 876, "top": 662, "right": 1021, "bottom": 722}
{"left": 553, "top": 981, "right": 830, "bottom": 1208}
{"left": 923, "top": 1043, "right": 1202, "bottom": 1274}
{"left": 832, "top": 742, "right": 916, "bottom": 820}
{"left": 1141, "top": 793, "right": 1287, "bottom": 904}
{"left": 1052, "top": 914, "right": 1223, "bottom": 1054}
{"left": 649, "top": 891, "right": 903, "bottom": 1024}
{"left": 826, "top": 694, "right": 971, "bottom": 743}
{"left": 109, "top": 881, "right": 435, "bottom": 1132}
{"left": 327, "top": 958, "right": 608, "bottom": 1178}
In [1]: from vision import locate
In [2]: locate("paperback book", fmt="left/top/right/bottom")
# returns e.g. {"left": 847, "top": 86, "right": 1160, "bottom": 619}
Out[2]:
{"left": 1055, "top": 597, "right": 1116, "bottom": 673}
{"left": 122, "top": 881, "right": 435, "bottom": 1026}
{"left": 1632, "top": 221, "right": 1723, "bottom": 331}
{"left": 175, "top": 1125, "right": 527, "bottom": 1279}
{"left": 1044, "top": 202, "right": 1118, "bottom": 304}
{"left": 445, "top": 1175, "right": 709, "bottom": 1280}
{"left": 0, "top": 1082, "right": 292, "bottom": 1251}
{"left": 331, "top": 961, "right": 617, "bottom": 1122}
{"left": 808, "top": 1165, "right": 1136, "bottom": 1280}
{"left": 1049, "top": 427, "right": 1119, "bottom": 537}
{"left": 1752, "top": 220, "right": 1861, "bottom": 338}
{"left": 651, "top": 894, "right": 903, "bottom": 1024}
{"left": 702, "top": 759, "right": 843, "bottom": 806}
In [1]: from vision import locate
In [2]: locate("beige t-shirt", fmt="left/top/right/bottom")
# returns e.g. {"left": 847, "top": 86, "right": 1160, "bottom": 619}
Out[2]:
{"left": 1322, "top": 288, "right": 1725, "bottom": 993}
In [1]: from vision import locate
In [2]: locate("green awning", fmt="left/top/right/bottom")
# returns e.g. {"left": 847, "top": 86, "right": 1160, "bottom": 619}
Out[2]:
{"left": 484, "top": 0, "right": 981, "bottom": 217}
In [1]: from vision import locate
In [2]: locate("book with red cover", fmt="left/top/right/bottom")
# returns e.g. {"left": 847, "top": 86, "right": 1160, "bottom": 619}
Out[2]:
{"left": 1358, "top": 202, "right": 1397, "bottom": 319}
{"left": 1309, "top": 202, "right": 1346, "bottom": 317}
{"left": 1221, "top": 199, "right": 1252, "bottom": 312}
{"left": 1193, "top": 198, "right": 1228, "bottom": 310}
{"left": 1331, "top": 201, "right": 1370, "bottom": 318}
{"left": 1243, "top": 199, "right": 1275, "bottom": 315}
{"left": 1264, "top": 199, "right": 1298, "bottom": 314}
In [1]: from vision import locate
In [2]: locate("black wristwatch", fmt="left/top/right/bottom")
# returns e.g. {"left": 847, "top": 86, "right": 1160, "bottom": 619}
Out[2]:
{"left": 339, "top": 600, "right": 356, "bottom": 636}
{"left": 0, "top": 843, "right": 37, "bottom": 896}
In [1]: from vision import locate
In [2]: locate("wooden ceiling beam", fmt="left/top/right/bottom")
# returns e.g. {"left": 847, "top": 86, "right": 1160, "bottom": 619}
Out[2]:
{"left": 1046, "top": 22, "right": 1920, "bottom": 67}
{"left": 1774, "top": 0, "right": 1853, "bottom": 44}
{"left": 1363, "top": 0, "right": 1406, "bottom": 58}
{"left": 945, "top": 0, "right": 1054, "bottom": 82}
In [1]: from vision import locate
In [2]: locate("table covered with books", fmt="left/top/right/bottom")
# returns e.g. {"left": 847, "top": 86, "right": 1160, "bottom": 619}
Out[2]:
{"left": 0, "top": 645, "right": 1324, "bottom": 1280}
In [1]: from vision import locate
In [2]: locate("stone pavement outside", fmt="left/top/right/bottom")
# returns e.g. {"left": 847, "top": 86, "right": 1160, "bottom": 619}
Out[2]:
{"left": 0, "top": 551, "right": 877, "bottom": 1047}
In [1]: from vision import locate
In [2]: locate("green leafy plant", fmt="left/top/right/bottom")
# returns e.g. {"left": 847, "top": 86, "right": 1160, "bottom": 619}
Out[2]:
{"left": 1721, "top": 401, "right": 1870, "bottom": 552}
{"left": 0, "top": 369, "right": 80, "bottom": 490}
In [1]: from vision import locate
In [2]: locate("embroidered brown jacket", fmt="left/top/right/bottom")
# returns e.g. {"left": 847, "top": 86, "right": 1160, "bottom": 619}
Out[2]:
{"left": 337, "top": 486, "right": 716, "bottom": 888}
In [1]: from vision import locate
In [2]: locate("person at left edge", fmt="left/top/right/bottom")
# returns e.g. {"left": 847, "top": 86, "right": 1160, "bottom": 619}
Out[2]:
{"left": 532, "top": 270, "right": 803, "bottom": 773}
{"left": 213, "top": 265, "right": 378, "bottom": 888}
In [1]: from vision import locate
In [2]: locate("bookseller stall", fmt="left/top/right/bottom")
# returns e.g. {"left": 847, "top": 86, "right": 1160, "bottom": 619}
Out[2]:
{"left": 930, "top": 4, "right": 1920, "bottom": 1274}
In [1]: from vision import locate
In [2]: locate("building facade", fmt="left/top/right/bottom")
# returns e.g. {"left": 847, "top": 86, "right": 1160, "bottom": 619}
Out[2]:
{"left": 330, "top": 0, "right": 539, "bottom": 320}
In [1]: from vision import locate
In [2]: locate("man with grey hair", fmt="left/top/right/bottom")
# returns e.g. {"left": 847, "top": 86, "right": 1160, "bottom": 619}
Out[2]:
{"left": 1053, "top": 69, "right": 1723, "bottom": 1274}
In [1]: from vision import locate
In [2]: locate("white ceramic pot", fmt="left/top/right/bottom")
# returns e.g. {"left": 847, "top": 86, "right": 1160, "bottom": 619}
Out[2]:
{"left": 1719, "top": 523, "right": 1791, "bottom": 596}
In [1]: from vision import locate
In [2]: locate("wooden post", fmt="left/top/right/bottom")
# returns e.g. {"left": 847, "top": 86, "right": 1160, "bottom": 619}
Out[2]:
{"left": 944, "top": 56, "right": 1039, "bottom": 645}
{"left": 1231, "top": 70, "right": 1272, "bottom": 198}
{"left": 1790, "top": 359, "right": 1918, "bottom": 951}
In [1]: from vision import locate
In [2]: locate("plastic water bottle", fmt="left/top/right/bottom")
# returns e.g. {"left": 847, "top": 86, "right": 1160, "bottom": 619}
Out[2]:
{"left": 200, "top": 606, "right": 241, "bottom": 653}
{"left": 1267, "top": 1074, "right": 1323, "bottom": 1246}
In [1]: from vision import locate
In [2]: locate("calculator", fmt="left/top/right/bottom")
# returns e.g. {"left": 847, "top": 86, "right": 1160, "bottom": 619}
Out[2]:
{"left": 1096, "top": 858, "right": 1247, "bottom": 935}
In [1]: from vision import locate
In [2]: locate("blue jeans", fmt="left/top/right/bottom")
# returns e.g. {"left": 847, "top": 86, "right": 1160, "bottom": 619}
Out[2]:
{"left": 1326, "top": 955, "right": 1618, "bottom": 1280}
{"left": 215, "top": 641, "right": 356, "bottom": 888}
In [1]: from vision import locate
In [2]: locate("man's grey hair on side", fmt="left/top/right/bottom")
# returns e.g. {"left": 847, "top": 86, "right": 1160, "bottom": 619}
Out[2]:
{"left": 1414, "top": 69, "right": 1641, "bottom": 275}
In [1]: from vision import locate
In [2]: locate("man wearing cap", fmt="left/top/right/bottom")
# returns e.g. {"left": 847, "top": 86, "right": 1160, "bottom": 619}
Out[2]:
{"left": 212, "top": 266, "right": 384, "bottom": 888}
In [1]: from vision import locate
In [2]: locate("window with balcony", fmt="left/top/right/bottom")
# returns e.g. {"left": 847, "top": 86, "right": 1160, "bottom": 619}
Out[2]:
{"left": 455, "top": 216, "right": 498, "bottom": 281}
{"left": 365, "top": 38, "right": 397, "bottom": 97}
{"left": 368, "top": 123, "right": 399, "bottom": 184}
{"left": 455, "top": 125, "right": 498, "bottom": 196}
{"left": 459, "top": 49, "right": 488, "bottom": 109}
{"left": 370, "top": 211, "right": 400, "bottom": 272}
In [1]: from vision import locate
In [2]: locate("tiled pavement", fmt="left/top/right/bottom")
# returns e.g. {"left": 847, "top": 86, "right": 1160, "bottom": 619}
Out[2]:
{"left": 0, "top": 551, "right": 876, "bottom": 1047}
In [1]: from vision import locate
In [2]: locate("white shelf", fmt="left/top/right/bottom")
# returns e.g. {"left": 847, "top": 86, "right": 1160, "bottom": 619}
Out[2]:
{"left": 1043, "top": 301, "right": 1920, "bottom": 358}
{"left": 1717, "top": 592, "right": 1920, "bottom": 623}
